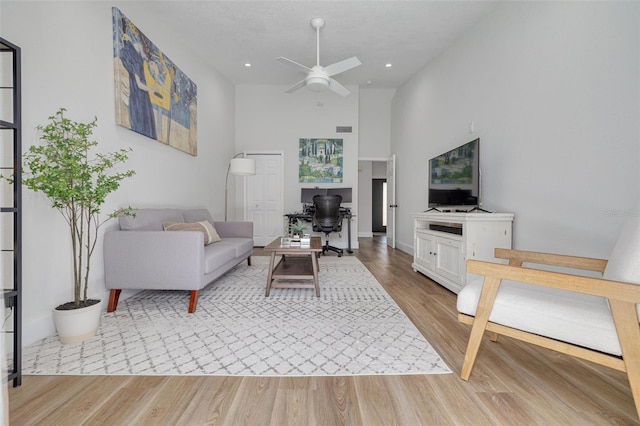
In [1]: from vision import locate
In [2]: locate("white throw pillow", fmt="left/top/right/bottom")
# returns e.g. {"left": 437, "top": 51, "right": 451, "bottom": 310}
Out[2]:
{"left": 163, "top": 221, "right": 222, "bottom": 245}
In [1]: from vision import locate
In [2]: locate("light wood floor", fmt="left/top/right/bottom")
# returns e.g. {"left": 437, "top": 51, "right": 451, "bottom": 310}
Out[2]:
{"left": 9, "top": 237, "right": 639, "bottom": 425}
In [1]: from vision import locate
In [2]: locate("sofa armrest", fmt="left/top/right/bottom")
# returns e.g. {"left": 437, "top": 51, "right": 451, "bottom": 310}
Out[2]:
{"left": 104, "top": 230, "right": 204, "bottom": 290}
{"left": 213, "top": 221, "right": 253, "bottom": 239}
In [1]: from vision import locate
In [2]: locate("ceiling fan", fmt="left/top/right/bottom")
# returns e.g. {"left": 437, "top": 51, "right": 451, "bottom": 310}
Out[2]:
{"left": 276, "top": 18, "right": 361, "bottom": 97}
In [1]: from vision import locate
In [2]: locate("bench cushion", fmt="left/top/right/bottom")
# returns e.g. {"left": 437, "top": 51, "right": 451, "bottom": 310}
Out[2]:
{"left": 457, "top": 277, "right": 622, "bottom": 356}
{"left": 603, "top": 203, "right": 640, "bottom": 285}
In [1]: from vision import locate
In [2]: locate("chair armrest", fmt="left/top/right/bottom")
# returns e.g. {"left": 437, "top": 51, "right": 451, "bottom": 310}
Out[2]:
{"left": 212, "top": 221, "right": 253, "bottom": 238}
{"left": 104, "top": 230, "right": 204, "bottom": 290}
{"left": 494, "top": 248, "right": 608, "bottom": 273}
{"left": 467, "top": 259, "right": 640, "bottom": 303}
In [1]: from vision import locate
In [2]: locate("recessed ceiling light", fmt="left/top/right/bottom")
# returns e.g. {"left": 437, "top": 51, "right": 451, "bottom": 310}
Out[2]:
{"left": 244, "top": 63, "right": 252, "bottom": 67}
{"left": 385, "top": 63, "right": 392, "bottom": 68}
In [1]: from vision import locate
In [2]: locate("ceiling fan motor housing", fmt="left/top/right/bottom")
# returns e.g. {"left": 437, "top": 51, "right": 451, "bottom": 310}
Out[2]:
{"left": 305, "top": 66, "right": 330, "bottom": 91}
{"left": 277, "top": 17, "right": 359, "bottom": 96}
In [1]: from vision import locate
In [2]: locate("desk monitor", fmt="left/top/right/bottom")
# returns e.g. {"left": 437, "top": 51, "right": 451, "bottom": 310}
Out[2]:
{"left": 327, "top": 188, "right": 352, "bottom": 203}
{"left": 301, "top": 188, "right": 327, "bottom": 203}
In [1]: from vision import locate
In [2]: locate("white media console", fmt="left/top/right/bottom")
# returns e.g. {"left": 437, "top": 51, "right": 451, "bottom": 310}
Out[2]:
{"left": 412, "top": 211, "right": 514, "bottom": 294}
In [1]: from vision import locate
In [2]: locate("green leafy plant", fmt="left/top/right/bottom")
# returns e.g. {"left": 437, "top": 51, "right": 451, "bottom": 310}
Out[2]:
{"left": 289, "top": 219, "right": 307, "bottom": 236}
{"left": 21, "top": 108, "right": 136, "bottom": 309}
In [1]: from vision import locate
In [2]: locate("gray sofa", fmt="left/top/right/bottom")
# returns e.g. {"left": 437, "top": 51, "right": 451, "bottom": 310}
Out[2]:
{"left": 104, "top": 208, "right": 254, "bottom": 313}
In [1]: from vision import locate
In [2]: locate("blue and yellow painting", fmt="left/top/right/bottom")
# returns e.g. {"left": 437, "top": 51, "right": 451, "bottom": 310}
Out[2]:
{"left": 112, "top": 8, "right": 198, "bottom": 156}
{"left": 299, "top": 138, "right": 343, "bottom": 183}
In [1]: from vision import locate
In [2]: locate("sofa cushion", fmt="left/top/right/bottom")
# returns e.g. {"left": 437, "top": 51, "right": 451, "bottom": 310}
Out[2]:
{"left": 163, "top": 221, "right": 221, "bottom": 245}
{"left": 182, "top": 209, "right": 215, "bottom": 225}
{"left": 457, "top": 277, "right": 621, "bottom": 356}
{"left": 219, "top": 237, "right": 254, "bottom": 257}
{"left": 203, "top": 242, "right": 237, "bottom": 274}
{"left": 120, "top": 209, "right": 184, "bottom": 231}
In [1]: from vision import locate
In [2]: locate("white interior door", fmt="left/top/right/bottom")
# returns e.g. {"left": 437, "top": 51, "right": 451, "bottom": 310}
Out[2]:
{"left": 386, "top": 154, "right": 397, "bottom": 248}
{"left": 245, "top": 153, "right": 283, "bottom": 246}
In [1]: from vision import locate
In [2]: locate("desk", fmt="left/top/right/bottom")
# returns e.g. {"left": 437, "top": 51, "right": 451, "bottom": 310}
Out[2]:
{"left": 285, "top": 208, "right": 353, "bottom": 253}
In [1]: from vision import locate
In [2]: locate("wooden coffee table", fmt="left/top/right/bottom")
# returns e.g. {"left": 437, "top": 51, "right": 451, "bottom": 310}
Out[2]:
{"left": 264, "top": 236, "right": 322, "bottom": 296}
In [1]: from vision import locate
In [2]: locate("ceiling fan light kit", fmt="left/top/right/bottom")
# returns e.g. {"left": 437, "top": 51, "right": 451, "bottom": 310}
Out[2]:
{"left": 276, "top": 17, "right": 361, "bottom": 97}
{"left": 306, "top": 70, "right": 330, "bottom": 92}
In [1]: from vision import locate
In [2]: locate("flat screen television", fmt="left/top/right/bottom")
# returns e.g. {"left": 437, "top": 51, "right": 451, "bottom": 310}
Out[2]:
{"left": 428, "top": 138, "right": 480, "bottom": 208}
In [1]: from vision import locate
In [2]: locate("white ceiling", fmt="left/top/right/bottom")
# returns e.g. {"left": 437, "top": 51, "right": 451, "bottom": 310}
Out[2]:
{"left": 145, "top": 1, "right": 498, "bottom": 90}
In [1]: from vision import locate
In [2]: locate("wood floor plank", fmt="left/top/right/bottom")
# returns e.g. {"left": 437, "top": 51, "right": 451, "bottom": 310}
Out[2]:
{"left": 314, "top": 377, "right": 363, "bottom": 425}
{"left": 175, "top": 376, "right": 242, "bottom": 425}
{"left": 223, "top": 377, "right": 280, "bottom": 425}
{"left": 9, "top": 237, "right": 640, "bottom": 425}
{"left": 353, "top": 375, "right": 401, "bottom": 425}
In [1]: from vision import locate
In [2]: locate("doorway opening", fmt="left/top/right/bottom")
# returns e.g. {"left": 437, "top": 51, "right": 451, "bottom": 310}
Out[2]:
{"left": 372, "top": 178, "right": 387, "bottom": 234}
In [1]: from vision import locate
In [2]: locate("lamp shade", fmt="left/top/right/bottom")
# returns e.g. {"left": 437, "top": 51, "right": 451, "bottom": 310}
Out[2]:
{"left": 229, "top": 158, "right": 256, "bottom": 176}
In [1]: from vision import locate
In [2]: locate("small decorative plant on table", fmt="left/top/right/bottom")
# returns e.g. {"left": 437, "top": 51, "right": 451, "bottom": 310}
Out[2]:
{"left": 21, "top": 108, "right": 135, "bottom": 343}
{"left": 289, "top": 219, "right": 307, "bottom": 239}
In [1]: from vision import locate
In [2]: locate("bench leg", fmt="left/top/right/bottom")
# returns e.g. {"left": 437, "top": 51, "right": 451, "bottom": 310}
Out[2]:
{"left": 107, "top": 289, "right": 121, "bottom": 312}
{"left": 609, "top": 299, "right": 640, "bottom": 420}
{"left": 188, "top": 290, "right": 199, "bottom": 313}
{"left": 460, "top": 276, "right": 501, "bottom": 381}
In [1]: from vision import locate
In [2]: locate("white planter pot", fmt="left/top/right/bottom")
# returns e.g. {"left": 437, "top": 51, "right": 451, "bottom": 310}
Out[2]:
{"left": 53, "top": 300, "right": 102, "bottom": 344}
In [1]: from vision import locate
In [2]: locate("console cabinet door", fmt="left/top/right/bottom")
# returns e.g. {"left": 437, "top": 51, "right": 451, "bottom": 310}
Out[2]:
{"left": 433, "top": 236, "right": 464, "bottom": 285}
{"left": 414, "top": 231, "right": 435, "bottom": 270}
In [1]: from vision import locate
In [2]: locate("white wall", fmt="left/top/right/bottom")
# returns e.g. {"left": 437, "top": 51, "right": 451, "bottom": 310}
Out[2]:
{"left": 357, "top": 161, "right": 373, "bottom": 237}
{"left": 391, "top": 2, "right": 640, "bottom": 257}
{"left": 2, "top": 1, "right": 235, "bottom": 345}
{"left": 356, "top": 88, "right": 394, "bottom": 236}
{"left": 359, "top": 88, "right": 394, "bottom": 159}
{"left": 235, "top": 85, "right": 359, "bottom": 248}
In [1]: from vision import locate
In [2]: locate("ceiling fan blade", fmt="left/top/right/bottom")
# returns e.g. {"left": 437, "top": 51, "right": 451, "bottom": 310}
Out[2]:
{"left": 275, "top": 56, "right": 312, "bottom": 73}
{"left": 284, "top": 79, "right": 307, "bottom": 94}
{"left": 328, "top": 78, "right": 351, "bottom": 97}
{"left": 323, "top": 56, "right": 361, "bottom": 77}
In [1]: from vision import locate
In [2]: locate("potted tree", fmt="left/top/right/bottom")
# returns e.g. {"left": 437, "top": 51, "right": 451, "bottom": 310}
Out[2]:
{"left": 21, "top": 108, "right": 135, "bottom": 344}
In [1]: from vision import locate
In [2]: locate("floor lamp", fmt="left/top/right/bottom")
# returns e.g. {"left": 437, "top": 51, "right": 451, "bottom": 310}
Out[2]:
{"left": 225, "top": 153, "right": 256, "bottom": 221}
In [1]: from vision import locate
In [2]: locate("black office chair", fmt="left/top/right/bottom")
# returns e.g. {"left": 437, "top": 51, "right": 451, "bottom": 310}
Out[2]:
{"left": 312, "top": 194, "right": 344, "bottom": 257}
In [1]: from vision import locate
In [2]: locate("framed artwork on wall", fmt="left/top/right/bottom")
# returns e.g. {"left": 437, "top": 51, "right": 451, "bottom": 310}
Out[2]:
{"left": 112, "top": 7, "right": 198, "bottom": 156}
{"left": 299, "top": 138, "right": 343, "bottom": 183}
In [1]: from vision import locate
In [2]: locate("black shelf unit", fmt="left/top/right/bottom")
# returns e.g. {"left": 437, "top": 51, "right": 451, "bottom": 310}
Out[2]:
{"left": 0, "top": 36, "right": 22, "bottom": 387}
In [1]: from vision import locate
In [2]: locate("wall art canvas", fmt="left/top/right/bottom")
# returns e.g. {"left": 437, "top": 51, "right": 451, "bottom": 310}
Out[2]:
{"left": 299, "top": 138, "right": 343, "bottom": 183}
{"left": 112, "top": 7, "right": 198, "bottom": 156}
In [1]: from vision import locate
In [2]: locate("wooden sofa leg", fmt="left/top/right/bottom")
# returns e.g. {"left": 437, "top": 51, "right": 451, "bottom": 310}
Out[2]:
{"left": 107, "top": 289, "right": 121, "bottom": 312}
{"left": 609, "top": 299, "right": 640, "bottom": 420}
{"left": 247, "top": 256, "right": 251, "bottom": 266}
{"left": 188, "top": 290, "right": 199, "bottom": 313}
{"left": 461, "top": 276, "right": 501, "bottom": 381}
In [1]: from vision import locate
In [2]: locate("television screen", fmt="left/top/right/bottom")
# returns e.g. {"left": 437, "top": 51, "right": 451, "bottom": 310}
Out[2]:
{"left": 428, "top": 138, "right": 480, "bottom": 208}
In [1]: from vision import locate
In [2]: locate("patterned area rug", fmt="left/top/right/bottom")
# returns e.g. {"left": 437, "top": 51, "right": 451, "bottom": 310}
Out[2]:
{"left": 23, "top": 256, "right": 451, "bottom": 376}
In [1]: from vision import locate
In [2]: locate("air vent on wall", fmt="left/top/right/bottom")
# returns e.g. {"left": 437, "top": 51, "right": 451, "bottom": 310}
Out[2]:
{"left": 336, "top": 126, "right": 352, "bottom": 133}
